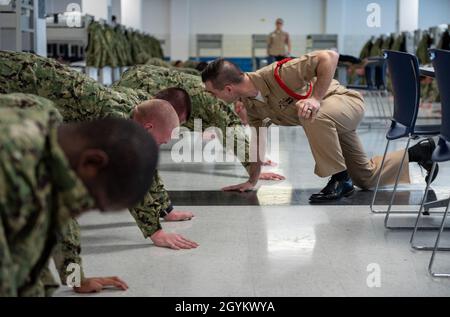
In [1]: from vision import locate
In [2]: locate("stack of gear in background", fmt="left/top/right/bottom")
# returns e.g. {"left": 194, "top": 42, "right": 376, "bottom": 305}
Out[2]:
{"left": 85, "top": 21, "right": 163, "bottom": 69}
{"left": 415, "top": 28, "right": 449, "bottom": 104}
{"left": 347, "top": 33, "right": 406, "bottom": 87}
{"left": 351, "top": 29, "right": 450, "bottom": 105}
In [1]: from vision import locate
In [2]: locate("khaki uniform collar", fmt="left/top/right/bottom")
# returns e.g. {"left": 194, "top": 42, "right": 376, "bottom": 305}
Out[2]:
{"left": 246, "top": 72, "right": 271, "bottom": 101}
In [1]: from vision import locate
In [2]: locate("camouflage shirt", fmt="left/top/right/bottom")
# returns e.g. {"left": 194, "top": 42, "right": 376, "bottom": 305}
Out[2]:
{"left": 0, "top": 53, "right": 173, "bottom": 283}
{"left": 114, "top": 65, "right": 250, "bottom": 170}
{"left": 0, "top": 51, "right": 171, "bottom": 235}
{"left": 0, "top": 50, "right": 142, "bottom": 121}
{"left": 0, "top": 95, "right": 95, "bottom": 297}
{"left": 114, "top": 64, "right": 243, "bottom": 132}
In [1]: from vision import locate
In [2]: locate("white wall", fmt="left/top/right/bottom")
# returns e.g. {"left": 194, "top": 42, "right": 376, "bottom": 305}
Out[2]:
{"left": 82, "top": 0, "right": 109, "bottom": 21}
{"left": 142, "top": 0, "right": 170, "bottom": 35}
{"left": 399, "top": 0, "right": 419, "bottom": 32}
{"left": 138, "top": 0, "right": 450, "bottom": 58}
{"left": 121, "top": 0, "right": 143, "bottom": 29}
{"left": 339, "top": 0, "right": 398, "bottom": 57}
{"left": 45, "top": 0, "right": 81, "bottom": 14}
{"left": 142, "top": 0, "right": 170, "bottom": 54}
{"left": 189, "top": 0, "right": 325, "bottom": 57}
{"left": 111, "top": 0, "right": 122, "bottom": 23}
{"left": 419, "top": 0, "right": 450, "bottom": 29}
{"left": 189, "top": 0, "right": 324, "bottom": 35}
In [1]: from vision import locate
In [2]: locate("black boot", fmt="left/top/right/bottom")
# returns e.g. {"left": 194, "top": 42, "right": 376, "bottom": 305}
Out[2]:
{"left": 408, "top": 138, "right": 439, "bottom": 183}
{"left": 310, "top": 171, "right": 355, "bottom": 203}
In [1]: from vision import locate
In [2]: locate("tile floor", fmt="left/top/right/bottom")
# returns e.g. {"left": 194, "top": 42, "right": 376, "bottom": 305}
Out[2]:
{"left": 54, "top": 123, "right": 450, "bottom": 297}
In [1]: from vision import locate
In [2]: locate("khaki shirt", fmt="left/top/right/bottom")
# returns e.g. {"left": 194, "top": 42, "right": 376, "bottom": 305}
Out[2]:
{"left": 243, "top": 52, "right": 363, "bottom": 127}
{"left": 268, "top": 30, "right": 289, "bottom": 56}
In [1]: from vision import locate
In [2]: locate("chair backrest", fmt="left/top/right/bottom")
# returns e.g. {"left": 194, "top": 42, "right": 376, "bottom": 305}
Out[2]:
{"left": 431, "top": 49, "right": 450, "bottom": 142}
{"left": 384, "top": 50, "right": 421, "bottom": 136}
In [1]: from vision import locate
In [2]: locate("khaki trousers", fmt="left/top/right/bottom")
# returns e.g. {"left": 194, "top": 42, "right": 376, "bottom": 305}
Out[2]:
{"left": 300, "top": 93, "right": 410, "bottom": 190}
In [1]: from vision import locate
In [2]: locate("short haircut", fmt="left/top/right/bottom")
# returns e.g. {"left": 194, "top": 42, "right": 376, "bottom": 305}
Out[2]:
{"left": 201, "top": 58, "right": 244, "bottom": 90}
{"left": 154, "top": 87, "right": 192, "bottom": 122}
{"left": 195, "top": 62, "right": 209, "bottom": 72}
{"left": 74, "top": 118, "right": 159, "bottom": 208}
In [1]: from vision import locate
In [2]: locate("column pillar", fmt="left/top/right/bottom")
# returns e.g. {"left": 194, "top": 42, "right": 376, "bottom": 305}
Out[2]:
{"left": 170, "top": 0, "right": 190, "bottom": 61}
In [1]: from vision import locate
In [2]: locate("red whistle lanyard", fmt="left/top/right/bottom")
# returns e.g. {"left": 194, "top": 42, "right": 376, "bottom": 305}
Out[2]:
{"left": 274, "top": 58, "right": 313, "bottom": 100}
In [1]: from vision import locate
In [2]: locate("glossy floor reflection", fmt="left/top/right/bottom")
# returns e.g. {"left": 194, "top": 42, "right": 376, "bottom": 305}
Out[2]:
{"left": 53, "top": 206, "right": 450, "bottom": 297}
{"left": 167, "top": 188, "right": 447, "bottom": 206}
{"left": 52, "top": 125, "right": 450, "bottom": 297}
{"left": 159, "top": 125, "right": 449, "bottom": 192}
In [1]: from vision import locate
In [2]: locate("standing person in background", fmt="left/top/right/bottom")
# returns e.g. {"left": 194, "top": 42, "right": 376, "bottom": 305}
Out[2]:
{"left": 111, "top": 15, "right": 118, "bottom": 27}
{"left": 267, "top": 18, "right": 292, "bottom": 64}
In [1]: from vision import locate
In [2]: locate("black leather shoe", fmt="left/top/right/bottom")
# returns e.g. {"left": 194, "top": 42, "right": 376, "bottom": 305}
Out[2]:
{"left": 421, "top": 160, "right": 439, "bottom": 184}
{"left": 410, "top": 138, "right": 439, "bottom": 184}
{"left": 309, "top": 177, "right": 355, "bottom": 203}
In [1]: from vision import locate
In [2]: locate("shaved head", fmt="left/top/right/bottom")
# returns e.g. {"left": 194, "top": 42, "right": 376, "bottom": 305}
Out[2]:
{"left": 131, "top": 99, "right": 180, "bottom": 145}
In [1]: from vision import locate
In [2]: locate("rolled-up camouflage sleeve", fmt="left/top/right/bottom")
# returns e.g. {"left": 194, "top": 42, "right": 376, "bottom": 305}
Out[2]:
{"left": 52, "top": 218, "right": 85, "bottom": 285}
{"left": 128, "top": 171, "right": 172, "bottom": 238}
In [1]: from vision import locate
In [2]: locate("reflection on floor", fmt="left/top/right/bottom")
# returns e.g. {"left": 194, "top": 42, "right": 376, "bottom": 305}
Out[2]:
{"left": 53, "top": 126, "right": 450, "bottom": 297}
{"left": 53, "top": 206, "right": 450, "bottom": 297}
{"left": 168, "top": 188, "right": 447, "bottom": 206}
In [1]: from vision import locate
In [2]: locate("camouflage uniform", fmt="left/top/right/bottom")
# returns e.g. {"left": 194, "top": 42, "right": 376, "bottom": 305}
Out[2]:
{"left": 86, "top": 22, "right": 163, "bottom": 68}
{"left": 0, "top": 51, "right": 174, "bottom": 283}
{"left": 369, "top": 36, "right": 384, "bottom": 57}
{"left": 391, "top": 34, "right": 406, "bottom": 52}
{"left": 146, "top": 57, "right": 201, "bottom": 76}
{"left": 114, "top": 26, "right": 133, "bottom": 67}
{"left": 416, "top": 33, "right": 439, "bottom": 103}
{"left": 359, "top": 39, "right": 373, "bottom": 60}
{"left": 0, "top": 50, "right": 142, "bottom": 121}
{"left": 416, "top": 33, "right": 433, "bottom": 65}
{"left": 146, "top": 57, "right": 172, "bottom": 68}
{"left": 183, "top": 60, "right": 200, "bottom": 70}
{"left": 381, "top": 35, "right": 394, "bottom": 52}
{"left": 113, "top": 64, "right": 250, "bottom": 171}
{"left": 0, "top": 94, "right": 95, "bottom": 296}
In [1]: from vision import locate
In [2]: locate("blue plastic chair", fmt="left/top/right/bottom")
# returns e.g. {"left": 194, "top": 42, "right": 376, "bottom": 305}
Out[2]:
{"left": 409, "top": 50, "right": 450, "bottom": 277}
{"left": 370, "top": 51, "right": 441, "bottom": 229}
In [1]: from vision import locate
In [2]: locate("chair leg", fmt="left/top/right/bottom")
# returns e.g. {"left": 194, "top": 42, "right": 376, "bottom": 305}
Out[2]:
{"left": 429, "top": 198, "right": 450, "bottom": 278}
{"left": 384, "top": 137, "right": 412, "bottom": 229}
{"left": 372, "top": 91, "right": 384, "bottom": 122}
{"left": 409, "top": 163, "right": 450, "bottom": 250}
{"left": 377, "top": 91, "right": 388, "bottom": 122}
{"left": 384, "top": 90, "right": 394, "bottom": 118}
{"left": 370, "top": 140, "right": 390, "bottom": 214}
{"left": 424, "top": 199, "right": 450, "bottom": 213}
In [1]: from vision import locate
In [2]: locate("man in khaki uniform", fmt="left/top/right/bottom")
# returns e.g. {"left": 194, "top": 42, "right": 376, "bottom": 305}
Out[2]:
{"left": 201, "top": 50, "right": 437, "bottom": 202}
{"left": 267, "top": 18, "right": 292, "bottom": 64}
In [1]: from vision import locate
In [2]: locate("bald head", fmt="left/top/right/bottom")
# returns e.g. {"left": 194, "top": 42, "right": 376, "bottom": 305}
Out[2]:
{"left": 131, "top": 99, "right": 180, "bottom": 145}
